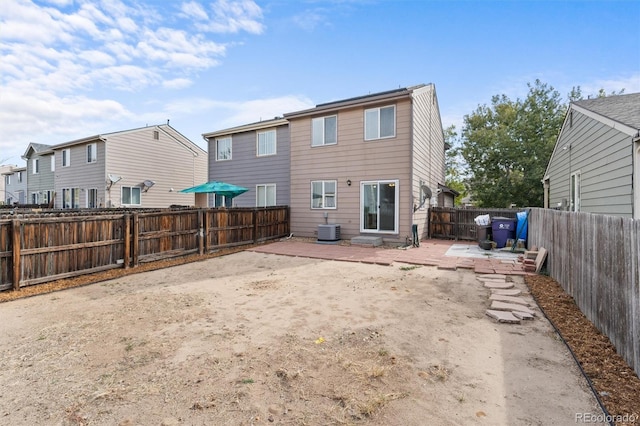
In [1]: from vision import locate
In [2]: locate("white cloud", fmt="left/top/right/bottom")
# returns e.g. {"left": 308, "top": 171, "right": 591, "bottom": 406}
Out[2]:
{"left": 163, "top": 78, "right": 193, "bottom": 90}
{"left": 181, "top": 1, "right": 209, "bottom": 20}
{"left": 207, "top": 0, "right": 264, "bottom": 34}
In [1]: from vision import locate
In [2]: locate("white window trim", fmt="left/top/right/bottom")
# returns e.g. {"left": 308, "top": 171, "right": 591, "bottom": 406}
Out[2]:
{"left": 256, "top": 183, "right": 277, "bottom": 207}
{"left": 32, "top": 158, "right": 39, "bottom": 174}
{"left": 364, "top": 105, "right": 396, "bottom": 141}
{"left": 311, "top": 180, "right": 337, "bottom": 210}
{"left": 312, "top": 115, "right": 338, "bottom": 147}
{"left": 121, "top": 186, "right": 142, "bottom": 206}
{"left": 257, "top": 129, "right": 277, "bottom": 157}
{"left": 4, "top": 175, "right": 9, "bottom": 185}
{"left": 359, "top": 179, "right": 399, "bottom": 234}
{"left": 87, "top": 143, "right": 97, "bottom": 163}
{"left": 215, "top": 137, "right": 232, "bottom": 161}
{"left": 86, "top": 188, "right": 98, "bottom": 208}
{"left": 570, "top": 170, "right": 581, "bottom": 212}
{"left": 62, "top": 148, "right": 71, "bottom": 167}
{"left": 51, "top": 154, "right": 55, "bottom": 172}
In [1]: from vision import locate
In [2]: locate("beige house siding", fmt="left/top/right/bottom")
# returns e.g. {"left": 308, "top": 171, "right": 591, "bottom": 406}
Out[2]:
{"left": 411, "top": 85, "right": 446, "bottom": 239}
{"left": 104, "top": 126, "right": 206, "bottom": 208}
{"left": 290, "top": 98, "right": 413, "bottom": 243}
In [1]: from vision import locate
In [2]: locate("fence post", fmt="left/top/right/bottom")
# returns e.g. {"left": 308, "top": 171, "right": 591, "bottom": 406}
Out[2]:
{"left": 198, "top": 209, "right": 204, "bottom": 255}
{"left": 123, "top": 214, "right": 130, "bottom": 269}
{"left": 132, "top": 213, "right": 139, "bottom": 267}
{"left": 12, "top": 219, "right": 20, "bottom": 291}
{"left": 253, "top": 209, "right": 259, "bottom": 243}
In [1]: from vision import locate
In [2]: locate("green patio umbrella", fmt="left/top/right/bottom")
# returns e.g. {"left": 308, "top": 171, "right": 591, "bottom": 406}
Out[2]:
{"left": 179, "top": 181, "right": 249, "bottom": 198}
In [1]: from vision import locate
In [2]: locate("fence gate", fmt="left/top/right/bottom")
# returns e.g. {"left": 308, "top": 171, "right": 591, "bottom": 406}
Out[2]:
{"left": 429, "top": 207, "right": 518, "bottom": 241}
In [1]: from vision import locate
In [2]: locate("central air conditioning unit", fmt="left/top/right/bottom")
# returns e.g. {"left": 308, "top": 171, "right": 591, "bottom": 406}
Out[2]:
{"left": 317, "top": 224, "right": 341, "bottom": 242}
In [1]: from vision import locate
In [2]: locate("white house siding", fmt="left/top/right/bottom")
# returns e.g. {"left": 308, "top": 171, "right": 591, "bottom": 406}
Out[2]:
{"left": 547, "top": 109, "right": 633, "bottom": 217}
{"left": 207, "top": 124, "right": 290, "bottom": 208}
{"left": 411, "top": 84, "right": 446, "bottom": 239}
{"left": 104, "top": 126, "right": 207, "bottom": 208}
{"left": 289, "top": 98, "right": 413, "bottom": 243}
{"left": 2, "top": 166, "right": 27, "bottom": 204}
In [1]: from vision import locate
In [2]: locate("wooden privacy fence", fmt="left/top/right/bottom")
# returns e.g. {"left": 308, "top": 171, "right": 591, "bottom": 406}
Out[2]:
{"left": 0, "top": 206, "right": 289, "bottom": 292}
{"left": 429, "top": 207, "right": 519, "bottom": 240}
{"left": 528, "top": 208, "right": 640, "bottom": 377}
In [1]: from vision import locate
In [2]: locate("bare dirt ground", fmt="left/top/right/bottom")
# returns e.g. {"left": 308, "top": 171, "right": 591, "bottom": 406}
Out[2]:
{"left": 0, "top": 244, "right": 636, "bottom": 425}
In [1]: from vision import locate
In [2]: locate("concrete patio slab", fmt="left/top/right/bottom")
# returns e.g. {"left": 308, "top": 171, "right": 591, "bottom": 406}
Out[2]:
{"left": 490, "top": 301, "right": 536, "bottom": 316}
{"left": 489, "top": 294, "right": 531, "bottom": 306}
{"left": 491, "top": 288, "right": 522, "bottom": 296}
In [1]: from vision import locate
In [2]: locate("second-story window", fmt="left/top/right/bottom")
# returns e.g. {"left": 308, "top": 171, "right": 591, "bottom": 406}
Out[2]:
{"left": 51, "top": 154, "right": 55, "bottom": 172}
{"left": 87, "top": 143, "right": 97, "bottom": 163}
{"left": 364, "top": 105, "right": 395, "bottom": 140}
{"left": 312, "top": 115, "right": 337, "bottom": 146}
{"left": 17, "top": 171, "right": 22, "bottom": 183}
{"left": 216, "top": 137, "right": 232, "bottom": 161}
{"left": 4, "top": 175, "right": 9, "bottom": 185}
{"left": 257, "top": 130, "right": 276, "bottom": 156}
{"left": 62, "top": 148, "right": 71, "bottom": 167}
{"left": 32, "top": 158, "right": 39, "bottom": 174}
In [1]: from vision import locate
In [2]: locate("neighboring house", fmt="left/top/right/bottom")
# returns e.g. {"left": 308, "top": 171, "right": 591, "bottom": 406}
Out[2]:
{"left": 202, "top": 118, "right": 290, "bottom": 207}
{"left": 1, "top": 164, "right": 27, "bottom": 205}
{"left": 22, "top": 143, "right": 55, "bottom": 205}
{"left": 284, "top": 84, "right": 446, "bottom": 245}
{"left": 51, "top": 124, "right": 207, "bottom": 209}
{"left": 543, "top": 93, "right": 640, "bottom": 219}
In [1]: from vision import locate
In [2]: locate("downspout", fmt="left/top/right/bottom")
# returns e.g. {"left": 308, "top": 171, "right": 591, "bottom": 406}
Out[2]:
{"left": 409, "top": 93, "right": 415, "bottom": 244}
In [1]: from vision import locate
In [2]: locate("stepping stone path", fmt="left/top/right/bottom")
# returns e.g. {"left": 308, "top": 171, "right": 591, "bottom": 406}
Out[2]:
{"left": 479, "top": 274, "right": 536, "bottom": 325}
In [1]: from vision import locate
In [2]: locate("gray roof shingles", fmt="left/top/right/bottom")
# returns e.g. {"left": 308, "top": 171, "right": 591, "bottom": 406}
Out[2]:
{"left": 574, "top": 92, "right": 640, "bottom": 130}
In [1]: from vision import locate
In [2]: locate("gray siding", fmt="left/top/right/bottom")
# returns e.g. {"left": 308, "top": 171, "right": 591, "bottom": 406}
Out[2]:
{"left": 411, "top": 84, "right": 446, "bottom": 239}
{"left": 25, "top": 151, "right": 55, "bottom": 202}
{"left": 547, "top": 109, "right": 634, "bottom": 217}
{"left": 207, "top": 124, "right": 290, "bottom": 207}
{"left": 3, "top": 167, "right": 27, "bottom": 204}
{"left": 54, "top": 141, "right": 105, "bottom": 208}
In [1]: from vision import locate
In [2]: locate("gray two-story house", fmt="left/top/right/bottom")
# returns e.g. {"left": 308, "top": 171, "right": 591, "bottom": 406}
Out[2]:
{"left": 202, "top": 118, "right": 290, "bottom": 207}
{"left": 22, "top": 143, "right": 55, "bottom": 205}
{"left": 1, "top": 164, "right": 27, "bottom": 205}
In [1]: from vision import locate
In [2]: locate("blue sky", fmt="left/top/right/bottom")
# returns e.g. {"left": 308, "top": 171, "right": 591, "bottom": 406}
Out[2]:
{"left": 1, "top": 0, "right": 639, "bottom": 166}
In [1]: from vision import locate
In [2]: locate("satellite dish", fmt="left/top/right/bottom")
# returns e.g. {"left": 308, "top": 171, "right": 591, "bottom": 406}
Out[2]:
{"left": 421, "top": 185, "right": 432, "bottom": 201}
{"left": 143, "top": 180, "right": 155, "bottom": 188}
{"left": 108, "top": 174, "right": 122, "bottom": 183}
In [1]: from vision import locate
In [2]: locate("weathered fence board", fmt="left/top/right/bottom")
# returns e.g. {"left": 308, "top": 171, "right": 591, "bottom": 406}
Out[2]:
{"left": 0, "top": 206, "right": 289, "bottom": 292}
{"left": 429, "top": 207, "right": 518, "bottom": 240}
{"left": 528, "top": 208, "right": 639, "bottom": 377}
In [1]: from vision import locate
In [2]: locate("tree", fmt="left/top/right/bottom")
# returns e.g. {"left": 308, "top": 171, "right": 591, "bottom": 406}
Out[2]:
{"left": 444, "top": 125, "right": 466, "bottom": 205}
{"left": 459, "top": 80, "right": 565, "bottom": 207}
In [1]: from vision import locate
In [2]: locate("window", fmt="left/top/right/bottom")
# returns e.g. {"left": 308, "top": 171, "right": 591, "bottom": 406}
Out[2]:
{"left": 216, "top": 137, "right": 232, "bottom": 161}
{"left": 365, "top": 105, "right": 395, "bottom": 140}
{"left": 17, "top": 171, "right": 23, "bottom": 183}
{"left": 570, "top": 171, "right": 581, "bottom": 212}
{"left": 43, "top": 190, "right": 52, "bottom": 205}
{"left": 312, "top": 115, "right": 337, "bottom": 146}
{"left": 153, "top": 130, "right": 159, "bottom": 140}
{"left": 31, "top": 192, "right": 39, "bottom": 204}
{"left": 32, "top": 158, "right": 39, "bottom": 174}
{"left": 62, "top": 188, "right": 80, "bottom": 209}
{"left": 4, "top": 175, "right": 9, "bottom": 185}
{"left": 257, "top": 130, "right": 276, "bottom": 156}
{"left": 62, "top": 149, "right": 70, "bottom": 167}
{"left": 214, "top": 194, "right": 231, "bottom": 208}
{"left": 311, "top": 180, "right": 336, "bottom": 209}
{"left": 51, "top": 155, "right": 55, "bottom": 172}
{"left": 87, "top": 143, "right": 97, "bottom": 163}
{"left": 87, "top": 188, "right": 98, "bottom": 208}
{"left": 122, "top": 186, "right": 141, "bottom": 205}
{"left": 256, "top": 184, "right": 276, "bottom": 207}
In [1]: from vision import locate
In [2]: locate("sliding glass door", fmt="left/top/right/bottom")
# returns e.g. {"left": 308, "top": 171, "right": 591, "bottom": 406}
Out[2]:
{"left": 361, "top": 180, "right": 398, "bottom": 233}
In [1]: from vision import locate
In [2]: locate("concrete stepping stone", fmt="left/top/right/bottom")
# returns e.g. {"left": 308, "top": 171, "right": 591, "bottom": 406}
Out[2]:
{"left": 491, "top": 289, "right": 522, "bottom": 296}
{"left": 486, "top": 309, "right": 520, "bottom": 324}
{"left": 490, "top": 301, "right": 535, "bottom": 316}
{"left": 477, "top": 274, "right": 507, "bottom": 279}
{"left": 513, "top": 311, "right": 535, "bottom": 321}
{"left": 489, "top": 294, "right": 531, "bottom": 306}
{"left": 483, "top": 281, "right": 514, "bottom": 289}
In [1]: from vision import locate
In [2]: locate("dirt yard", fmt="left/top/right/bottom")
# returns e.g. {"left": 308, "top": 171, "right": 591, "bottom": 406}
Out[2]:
{"left": 0, "top": 248, "right": 620, "bottom": 425}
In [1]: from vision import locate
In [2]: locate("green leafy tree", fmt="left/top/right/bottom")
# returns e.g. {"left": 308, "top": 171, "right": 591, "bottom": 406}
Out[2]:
{"left": 459, "top": 80, "right": 565, "bottom": 207}
{"left": 444, "top": 125, "right": 466, "bottom": 205}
